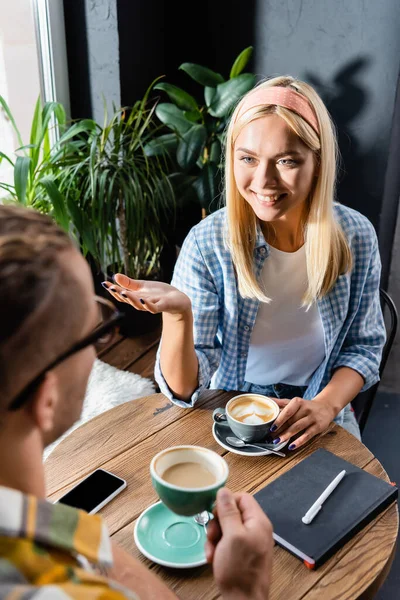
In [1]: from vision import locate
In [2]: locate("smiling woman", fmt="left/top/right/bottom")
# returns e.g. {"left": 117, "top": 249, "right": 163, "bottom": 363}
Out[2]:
{"left": 101, "top": 75, "right": 386, "bottom": 453}
{"left": 233, "top": 115, "right": 316, "bottom": 253}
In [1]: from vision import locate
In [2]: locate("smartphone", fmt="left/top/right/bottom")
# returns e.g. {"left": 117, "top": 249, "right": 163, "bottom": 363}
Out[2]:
{"left": 56, "top": 468, "right": 127, "bottom": 514}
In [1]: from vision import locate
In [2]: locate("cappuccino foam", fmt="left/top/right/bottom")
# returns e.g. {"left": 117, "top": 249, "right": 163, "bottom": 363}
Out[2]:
{"left": 229, "top": 398, "right": 277, "bottom": 424}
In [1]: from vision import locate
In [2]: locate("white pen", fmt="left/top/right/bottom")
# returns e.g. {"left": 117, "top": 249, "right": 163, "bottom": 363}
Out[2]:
{"left": 302, "top": 469, "right": 346, "bottom": 525}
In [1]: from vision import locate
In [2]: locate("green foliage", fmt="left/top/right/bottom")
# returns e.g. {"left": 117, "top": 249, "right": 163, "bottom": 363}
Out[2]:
{"left": 0, "top": 81, "right": 176, "bottom": 279}
{"left": 55, "top": 80, "right": 176, "bottom": 278}
{"left": 0, "top": 95, "right": 69, "bottom": 226}
{"left": 144, "top": 47, "right": 256, "bottom": 213}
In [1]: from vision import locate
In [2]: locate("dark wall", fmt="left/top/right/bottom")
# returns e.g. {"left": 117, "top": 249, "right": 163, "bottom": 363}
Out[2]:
{"left": 62, "top": 0, "right": 400, "bottom": 287}
{"left": 117, "top": 0, "right": 256, "bottom": 105}
{"left": 254, "top": 0, "right": 400, "bottom": 287}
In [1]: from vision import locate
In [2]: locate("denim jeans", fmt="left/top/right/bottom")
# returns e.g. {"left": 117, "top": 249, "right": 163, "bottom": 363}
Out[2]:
{"left": 241, "top": 381, "right": 361, "bottom": 441}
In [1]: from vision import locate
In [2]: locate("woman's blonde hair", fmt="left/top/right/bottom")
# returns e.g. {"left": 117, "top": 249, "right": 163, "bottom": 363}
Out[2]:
{"left": 225, "top": 75, "right": 352, "bottom": 305}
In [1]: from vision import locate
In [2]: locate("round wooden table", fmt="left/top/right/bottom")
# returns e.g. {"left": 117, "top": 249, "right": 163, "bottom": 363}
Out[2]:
{"left": 45, "top": 390, "right": 398, "bottom": 600}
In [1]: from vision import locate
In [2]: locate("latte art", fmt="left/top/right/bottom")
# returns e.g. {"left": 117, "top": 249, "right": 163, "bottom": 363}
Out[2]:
{"left": 229, "top": 398, "right": 277, "bottom": 424}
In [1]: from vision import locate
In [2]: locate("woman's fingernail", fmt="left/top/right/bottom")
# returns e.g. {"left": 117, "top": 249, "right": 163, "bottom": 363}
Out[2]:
{"left": 140, "top": 298, "right": 146, "bottom": 305}
{"left": 270, "top": 424, "right": 277, "bottom": 432}
{"left": 101, "top": 282, "right": 108, "bottom": 289}
{"left": 273, "top": 438, "right": 281, "bottom": 445}
{"left": 288, "top": 444, "right": 296, "bottom": 451}
{"left": 110, "top": 287, "right": 116, "bottom": 292}
{"left": 111, "top": 273, "right": 117, "bottom": 282}
{"left": 120, "top": 291, "right": 127, "bottom": 297}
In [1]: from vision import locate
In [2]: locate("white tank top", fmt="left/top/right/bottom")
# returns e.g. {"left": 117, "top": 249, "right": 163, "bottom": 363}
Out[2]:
{"left": 245, "top": 244, "right": 325, "bottom": 386}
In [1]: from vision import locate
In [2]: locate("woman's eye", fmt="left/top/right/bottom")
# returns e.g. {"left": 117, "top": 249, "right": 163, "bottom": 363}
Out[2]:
{"left": 278, "top": 158, "right": 297, "bottom": 166}
{"left": 240, "top": 156, "right": 256, "bottom": 164}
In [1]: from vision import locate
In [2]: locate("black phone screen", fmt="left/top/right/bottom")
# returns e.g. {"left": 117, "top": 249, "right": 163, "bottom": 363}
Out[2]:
{"left": 57, "top": 469, "right": 125, "bottom": 512}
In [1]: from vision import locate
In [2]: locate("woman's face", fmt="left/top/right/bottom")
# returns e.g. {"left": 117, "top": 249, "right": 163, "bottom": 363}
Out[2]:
{"left": 233, "top": 114, "right": 317, "bottom": 227}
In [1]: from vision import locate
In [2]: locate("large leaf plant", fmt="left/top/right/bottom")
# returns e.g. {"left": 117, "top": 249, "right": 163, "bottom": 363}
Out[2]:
{"left": 144, "top": 46, "right": 256, "bottom": 215}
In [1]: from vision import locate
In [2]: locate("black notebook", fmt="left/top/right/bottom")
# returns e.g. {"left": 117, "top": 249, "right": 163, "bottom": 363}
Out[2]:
{"left": 254, "top": 448, "right": 398, "bottom": 569}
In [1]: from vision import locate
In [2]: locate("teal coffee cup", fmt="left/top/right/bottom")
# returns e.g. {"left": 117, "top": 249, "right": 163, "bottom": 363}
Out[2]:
{"left": 150, "top": 445, "right": 229, "bottom": 517}
{"left": 213, "top": 393, "right": 280, "bottom": 443}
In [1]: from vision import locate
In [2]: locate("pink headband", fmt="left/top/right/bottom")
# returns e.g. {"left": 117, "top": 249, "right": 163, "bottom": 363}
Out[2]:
{"left": 236, "top": 86, "right": 319, "bottom": 135}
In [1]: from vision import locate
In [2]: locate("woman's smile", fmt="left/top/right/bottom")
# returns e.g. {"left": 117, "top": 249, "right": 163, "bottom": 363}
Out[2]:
{"left": 252, "top": 191, "right": 288, "bottom": 206}
{"left": 234, "top": 114, "right": 316, "bottom": 227}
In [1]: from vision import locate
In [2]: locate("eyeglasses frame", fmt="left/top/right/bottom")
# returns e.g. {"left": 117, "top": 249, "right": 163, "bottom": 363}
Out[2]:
{"left": 7, "top": 296, "right": 125, "bottom": 411}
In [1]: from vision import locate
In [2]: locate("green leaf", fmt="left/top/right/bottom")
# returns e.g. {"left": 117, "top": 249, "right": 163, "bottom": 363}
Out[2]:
{"left": 183, "top": 109, "right": 202, "bottom": 123}
{"left": 229, "top": 46, "right": 253, "bottom": 79}
{"left": 0, "top": 183, "right": 17, "bottom": 199}
{"left": 0, "top": 151, "right": 14, "bottom": 167}
{"left": 210, "top": 138, "right": 222, "bottom": 164}
{"left": 167, "top": 173, "right": 198, "bottom": 204}
{"left": 54, "top": 103, "right": 67, "bottom": 129}
{"left": 144, "top": 133, "right": 178, "bottom": 157}
{"left": 204, "top": 86, "right": 218, "bottom": 108}
{"left": 193, "top": 162, "right": 219, "bottom": 209}
{"left": 179, "top": 63, "right": 224, "bottom": 87}
{"left": 155, "top": 103, "right": 192, "bottom": 134}
{"left": 41, "top": 101, "right": 65, "bottom": 144}
{"left": 154, "top": 82, "right": 199, "bottom": 112}
{"left": 29, "top": 97, "right": 43, "bottom": 149}
{"left": 40, "top": 176, "right": 69, "bottom": 231}
{"left": 0, "top": 95, "right": 24, "bottom": 149}
{"left": 67, "top": 197, "right": 97, "bottom": 258}
{"left": 14, "top": 156, "right": 31, "bottom": 204}
{"left": 208, "top": 74, "right": 257, "bottom": 118}
{"left": 177, "top": 124, "right": 207, "bottom": 170}
{"left": 57, "top": 119, "right": 97, "bottom": 145}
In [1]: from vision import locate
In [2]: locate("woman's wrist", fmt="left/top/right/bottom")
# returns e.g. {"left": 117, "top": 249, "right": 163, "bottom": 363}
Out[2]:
{"left": 313, "top": 367, "right": 364, "bottom": 419}
{"left": 313, "top": 392, "right": 344, "bottom": 420}
{"left": 162, "top": 303, "right": 193, "bottom": 324}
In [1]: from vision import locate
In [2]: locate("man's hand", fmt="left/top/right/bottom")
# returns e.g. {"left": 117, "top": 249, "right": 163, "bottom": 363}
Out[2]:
{"left": 271, "top": 396, "right": 336, "bottom": 450}
{"left": 206, "top": 488, "right": 273, "bottom": 600}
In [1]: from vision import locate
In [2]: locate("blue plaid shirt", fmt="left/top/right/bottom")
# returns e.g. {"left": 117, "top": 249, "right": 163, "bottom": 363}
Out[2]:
{"left": 155, "top": 203, "right": 386, "bottom": 425}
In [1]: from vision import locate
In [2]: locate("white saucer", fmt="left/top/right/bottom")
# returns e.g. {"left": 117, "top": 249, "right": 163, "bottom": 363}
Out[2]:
{"left": 212, "top": 422, "right": 288, "bottom": 456}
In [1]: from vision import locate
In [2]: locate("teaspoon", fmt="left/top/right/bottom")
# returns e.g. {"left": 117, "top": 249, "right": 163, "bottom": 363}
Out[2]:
{"left": 226, "top": 436, "right": 286, "bottom": 457}
{"left": 193, "top": 510, "right": 210, "bottom": 532}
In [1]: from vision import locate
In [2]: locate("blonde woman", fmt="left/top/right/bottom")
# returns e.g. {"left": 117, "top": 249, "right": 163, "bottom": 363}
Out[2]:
{"left": 103, "top": 76, "right": 386, "bottom": 449}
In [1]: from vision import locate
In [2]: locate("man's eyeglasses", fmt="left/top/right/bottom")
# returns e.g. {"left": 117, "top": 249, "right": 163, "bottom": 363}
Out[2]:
{"left": 8, "top": 296, "right": 125, "bottom": 411}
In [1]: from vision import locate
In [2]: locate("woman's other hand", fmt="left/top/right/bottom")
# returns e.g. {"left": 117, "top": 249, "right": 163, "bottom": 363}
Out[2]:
{"left": 101, "top": 273, "right": 192, "bottom": 317}
{"left": 270, "top": 396, "right": 336, "bottom": 450}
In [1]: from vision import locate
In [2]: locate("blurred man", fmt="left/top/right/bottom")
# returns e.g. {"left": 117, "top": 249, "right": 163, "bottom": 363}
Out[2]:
{"left": 0, "top": 205, "right": 273, "bottom": 599}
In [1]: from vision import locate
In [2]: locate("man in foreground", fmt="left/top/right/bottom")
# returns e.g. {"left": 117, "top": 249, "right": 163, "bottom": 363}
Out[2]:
{"left": 0, "top": 204, "right": 273, "bottom": 599}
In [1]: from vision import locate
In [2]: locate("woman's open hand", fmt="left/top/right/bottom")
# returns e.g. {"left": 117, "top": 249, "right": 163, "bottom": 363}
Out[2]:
{"left": 102, "top": 273, "right": 192, "bottom": 317}
{"left": 271, "top": 397, "right": 337, "bottom": 450}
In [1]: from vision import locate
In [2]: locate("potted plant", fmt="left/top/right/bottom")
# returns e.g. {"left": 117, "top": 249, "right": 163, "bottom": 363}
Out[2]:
{"left": 144, "top": 46, "right": 256, "bottom": 223}
{"left": 56, "top": 81, "right": 174, "bottom": 278}
{"left": 55, "top": 80, "right": 176, "bottom": 333}
{"left": 0, "top": 94, "right": 74, "bottom": 229}
{"left": 0, "top": 83, "right": 176, "bottom": 335}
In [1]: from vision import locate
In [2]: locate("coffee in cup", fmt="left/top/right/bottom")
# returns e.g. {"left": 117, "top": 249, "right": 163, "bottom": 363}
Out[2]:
{"left": 150, "top": 445, "right": 229, "bottom": 516}
{"left": 161, "top": 461, "right": 217, "bottom": 488}
{"left": 229, "top": 396, "right": 278, "bottom": 424}
{"left": 213, "top": 394, "right": 280, "bottom": 443}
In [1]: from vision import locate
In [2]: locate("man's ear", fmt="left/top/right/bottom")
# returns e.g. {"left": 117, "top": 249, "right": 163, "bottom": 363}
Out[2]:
{"left": 27, "top": 371, "right": 59, "bottom": 433}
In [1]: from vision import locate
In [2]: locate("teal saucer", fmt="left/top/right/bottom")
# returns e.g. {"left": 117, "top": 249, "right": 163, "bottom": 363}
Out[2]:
{"left": 134, "top": 501, "right": 208, "bottom": 568}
